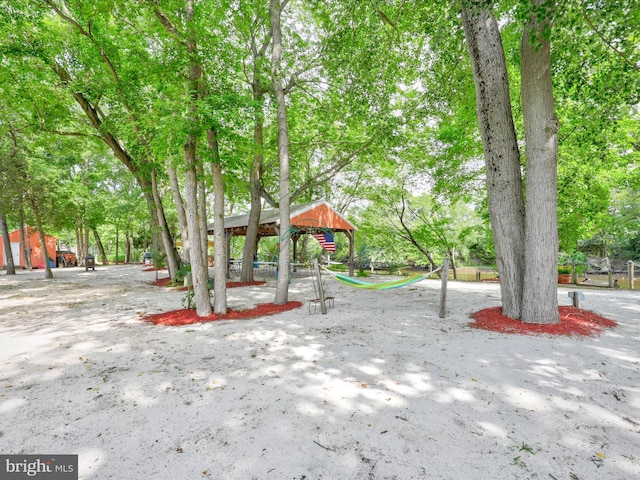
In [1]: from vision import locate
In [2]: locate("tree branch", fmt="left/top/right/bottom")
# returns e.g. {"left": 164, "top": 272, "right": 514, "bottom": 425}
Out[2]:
{"left": 39, "top": 127, "right": 102, "bottom": 140}
{"left": 581, "top": 3, "right": 640, "bottom": 71}
{"left": 149, "top": 0, "right": 188, "bottom": 47}
{"left": 289, "top": 138, "right": 374, "bottom": 204}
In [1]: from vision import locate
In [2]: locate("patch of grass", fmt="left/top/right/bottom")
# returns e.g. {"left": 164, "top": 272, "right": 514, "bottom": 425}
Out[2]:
{"left": 508, "top": 442, "right": 535, "bottom": 469}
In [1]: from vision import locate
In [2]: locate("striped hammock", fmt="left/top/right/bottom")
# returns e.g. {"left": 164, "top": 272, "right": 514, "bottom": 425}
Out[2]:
{"left": 332, "top": 273, "right": 426, "bottom": 290}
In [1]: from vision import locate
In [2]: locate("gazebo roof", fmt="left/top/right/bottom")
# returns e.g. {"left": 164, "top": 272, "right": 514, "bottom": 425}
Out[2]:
{"left": 208, "top": 199, "right": 356, "bottom": 237}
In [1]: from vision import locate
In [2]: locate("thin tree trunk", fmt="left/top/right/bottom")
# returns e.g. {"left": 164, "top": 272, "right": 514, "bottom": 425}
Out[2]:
{"left": 19, "top": 218, "right": 31, "bottom": 270}
{"left": 150, "top": 169, "right": 180, "bottom": 280}
{"left": 520, "top": 0, "right": 560, "bottom": 324}
{"left": 29, "top": 197, "right": 53, "bottom": 279}
{"left": 84, "top": 224, "right": 90, "bottom": 259}
{"left": 115, "top": 223, "right": 120, "bottom": 264}
{"left": 125, "top": 220, "right": 133, "bottom": 263}
{"left": 125, "top": 229, "right": 132, "bottom": 264}
{"left": 167, "top": 159, "right": 190, "bottom": 264}
{"left": 461, "top": 4, "right": 525, "bottom": 319}
{"left": 92, "top": 228, "right": 109, "bottom": 265}
{"left": 76, "top": 224, "right": 86, "bottom": 266}
{"left": 197, "top": 162, "right": 208, "bottom": 268}
{"left": 270, "top": 0, "right": 291, "bottom": 304}
{"left": 0, "top": 210, "right": 16, "bottom": 275}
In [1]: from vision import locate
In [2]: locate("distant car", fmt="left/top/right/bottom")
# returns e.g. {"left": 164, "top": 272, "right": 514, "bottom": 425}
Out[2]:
{"left": 56, "top": 251, "right": 77, "bottom": 267}
{"left": 143, "top": 252, "right": 152, "bottom": 265}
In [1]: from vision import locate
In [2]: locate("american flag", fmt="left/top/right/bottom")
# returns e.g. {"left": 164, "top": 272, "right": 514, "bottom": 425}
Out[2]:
{"left": 312, "top": 232, "right": 336, "bottom": 252}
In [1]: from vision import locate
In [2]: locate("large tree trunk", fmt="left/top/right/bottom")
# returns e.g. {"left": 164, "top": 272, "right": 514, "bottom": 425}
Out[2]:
{"left": 461, "top": 4, "right": 525, "bottom": 319}
{"left": 183, "top": 0, "right": 211, "bottom": 317}
{"left": 270, "top": 0, "right": 291, "bottom": 305}
{"left": 0, "top": 210, "right": 16, "bottom": 275}
{"left": 520, "top": 1, "right": 560, "bottom": 324}
{"left": 241, "top": 36, "right": 269, "bottom": 283}
{"left": 208, "top": 127, "right": 228, "bottom": 314}
{"left": 241, "top": 100, "right": 265, "bottom": 283}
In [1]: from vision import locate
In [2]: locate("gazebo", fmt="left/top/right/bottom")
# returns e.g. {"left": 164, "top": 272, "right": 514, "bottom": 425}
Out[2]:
{"left": 208, "top": 199, "right": 357, "bottom": 276}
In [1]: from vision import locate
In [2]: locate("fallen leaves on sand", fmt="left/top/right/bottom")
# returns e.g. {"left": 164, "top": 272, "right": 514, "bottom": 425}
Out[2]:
{"left": 470, "top": 306, "right": 616, "bottom": 336}
{"left": 143, "top": 301, "right": 303, "bottom": 326}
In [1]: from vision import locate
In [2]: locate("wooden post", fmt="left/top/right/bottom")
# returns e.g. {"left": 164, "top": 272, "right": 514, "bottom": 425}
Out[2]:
{"left": 313, "top": 258, "right": 327, "bottom": 314}
{"left": 347, "top": 230, "right": 355, "bottom": 277}
{"left": 571, "top": 260, "right": 578, "bottom": 285}
{"left": 439, "top": 258, "right": 449, "bottom": 319}
{"left": 225, "top": 230, "right": 232, "bottom": 279}
{"left": 476, "top": 271, "right": 481, "bottom": 281}
{"left": 608, "top": 269, "right": 613, "bottom": 288}
{"left": 568, "top": 291, "right": 584, "bottom": 308}
{"left": 628, "top": 261, "right": 635, "bottom": 290}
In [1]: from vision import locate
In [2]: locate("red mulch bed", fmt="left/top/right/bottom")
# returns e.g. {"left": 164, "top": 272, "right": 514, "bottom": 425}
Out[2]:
{"left": 143, "top": 267, "right": 167, "bottom": 272}
{"left": 149, "top": 277, "right": 265, "bottom": 289}
{"left": 471, "top": 306, "right": 617, "bottom": 336}
{"left": 143, "top": 301, "right": 303, "bottom": 326}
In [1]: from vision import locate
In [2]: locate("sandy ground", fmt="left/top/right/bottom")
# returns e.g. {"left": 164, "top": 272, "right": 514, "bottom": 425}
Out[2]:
{"left": 1, "top": 264, "right": 639, "bottom": 480}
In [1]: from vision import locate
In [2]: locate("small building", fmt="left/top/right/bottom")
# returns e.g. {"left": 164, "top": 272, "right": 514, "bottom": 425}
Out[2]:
{"left": 209, "top": 199, "right": 357, "bottom": 275}
{"left": 0, "top": 227, "right": 57, "bottom": 269}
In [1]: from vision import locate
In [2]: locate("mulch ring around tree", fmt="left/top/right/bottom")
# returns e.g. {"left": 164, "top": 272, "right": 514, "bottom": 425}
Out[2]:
{"left": 470, "top": 306, "right": 617, "bottom": 336}
{"left": 143, "top": 301, "right": 304, "bottom": 326}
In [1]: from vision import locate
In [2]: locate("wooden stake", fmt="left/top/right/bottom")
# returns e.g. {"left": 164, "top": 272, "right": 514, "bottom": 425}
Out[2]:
{"left": 313, "top": 258, "right": 327, "bottom": 314}
{"left": 439, "top": 258, "right": 449, "bottom": 318}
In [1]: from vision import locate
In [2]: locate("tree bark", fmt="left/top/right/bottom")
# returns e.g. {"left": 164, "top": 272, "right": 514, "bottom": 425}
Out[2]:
{"left": 167, "top": 158, "right": 190, "bottom": 264}
{"left": 92, "top": 228, "right": 109, "bottom": 265}
{"left": 0, "top": 210, "right": 16, "bottom": 274}
{"left": 241, "top": 96, "right": 265, "bottom": 283}
{"left": 29, "top": 196, "right": 53, "bottom": 279}
{"left": 150, "top": 169, "right": 180, "bottom": 280}
{"left": 197, "top": 161, "right": 208, "bottom": 268}
{"left": 520, "top": 0, "right": 560, "bottom": 324}
{"left": 270, "top": 0, "right": 291, "bottom": 304}
{"left": 75, "top": 224, "right": 86, "bottom": 266}
{"left": 183, "top": 0, "right": 211, "bottom": 317}
{"left": 241, "top": 24, "right": 270, "bottom": 283}
{"left": 461, "top": 4, "right": 525, "bottom": 319}
{"left": 19, "top": 218, "right": 31, "bottom": 270}
{"left": 115, "top": 222, "right": 120, "bottom": 265}
{"left": 208, "top": 127, "right": 228, "bottom": 314}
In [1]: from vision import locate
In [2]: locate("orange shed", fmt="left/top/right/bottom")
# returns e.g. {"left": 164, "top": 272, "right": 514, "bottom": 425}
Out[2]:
{"left": 0, "top": 227, "right": 57, "bottom": 269}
